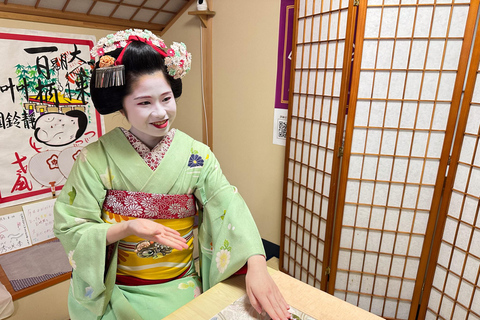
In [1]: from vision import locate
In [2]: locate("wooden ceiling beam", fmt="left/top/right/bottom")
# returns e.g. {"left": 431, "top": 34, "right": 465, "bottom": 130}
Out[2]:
{"left": 109, "top": 0, "right": 124, "bottom": 18}
{"left": 95, "top": 0, "right": 174, "bottom": 13}
{"left": 87, "top": 1, "right": 98, "bottom": 15}
{"left": 0, "top": 3, "right": 166, "bottom": 31}
{"left": 156, "top": 0, "right": 194, "bottom": 35}
{"left": 62, "top": 0, "right": 71, "bottom": 12}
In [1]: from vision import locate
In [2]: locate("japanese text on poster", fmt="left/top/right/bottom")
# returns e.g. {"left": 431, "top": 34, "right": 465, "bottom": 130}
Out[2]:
{"left": 0, "top": 28, "right": 103, "bottom": 208}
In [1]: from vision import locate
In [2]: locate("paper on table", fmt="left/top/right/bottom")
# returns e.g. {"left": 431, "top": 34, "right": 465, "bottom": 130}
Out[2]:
{"left": 210, "top": 294, "right": 316, "bottom": 320}
{"left": 22, "top": 198, "right": 56, "bottom": 244}
{"left": 0, "top": 211, "right": 32, "bottom": 254}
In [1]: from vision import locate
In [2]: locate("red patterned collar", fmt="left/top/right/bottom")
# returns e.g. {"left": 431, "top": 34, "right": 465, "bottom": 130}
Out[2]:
{"left": 120, "top": 128, "right": 176, "bottom": 171}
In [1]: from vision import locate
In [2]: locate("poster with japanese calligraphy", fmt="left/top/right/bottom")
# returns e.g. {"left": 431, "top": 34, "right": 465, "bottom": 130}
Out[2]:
{"left": 0, "top": 28, "right": 103, "bottom": 208}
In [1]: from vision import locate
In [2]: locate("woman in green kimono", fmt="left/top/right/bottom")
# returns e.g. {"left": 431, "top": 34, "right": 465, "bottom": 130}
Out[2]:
{"left": 54, "top": 29, "right": 291, "bottom": 320}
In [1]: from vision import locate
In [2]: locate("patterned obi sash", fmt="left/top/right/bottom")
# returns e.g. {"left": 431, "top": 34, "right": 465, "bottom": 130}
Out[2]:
{"left": 102, "top": 190, "right": 196, "bottom": 286}
{"left": 103, "top": 190, "right": 196, "bottom": 219}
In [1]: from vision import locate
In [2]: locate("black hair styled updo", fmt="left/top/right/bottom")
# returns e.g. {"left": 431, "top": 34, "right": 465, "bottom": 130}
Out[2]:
{"left": 90, "top": 41, "right": 182, "bottom": 115}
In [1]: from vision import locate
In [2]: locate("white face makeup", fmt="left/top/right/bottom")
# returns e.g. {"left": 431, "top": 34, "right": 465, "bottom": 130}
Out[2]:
{"left": 35, "top": 113, "right": 80, "bottom": 146}
{"left": 122, "top": 71, "right": 176, "bottom": 149}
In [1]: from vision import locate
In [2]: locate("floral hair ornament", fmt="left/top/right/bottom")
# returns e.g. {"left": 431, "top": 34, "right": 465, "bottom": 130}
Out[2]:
{"left": 90, "top": 29, "right": 192, "bottom": 88}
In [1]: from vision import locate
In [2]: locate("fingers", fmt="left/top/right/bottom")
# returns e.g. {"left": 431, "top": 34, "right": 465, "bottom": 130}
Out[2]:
{"left": 128, "top": 219, "right": 189, "bottom": 251}
{"left": 249, "top": 285, "right": 290, "bottom": 320}
{"left": 153, "top": 231, "right": 188, "bottom": 250}
{"left": 162, "top": 226, "right": 181, "bottom": 236}
{"left": 257, "top": 293, "right": 290, "bottom": 320}
{"left": 246, "top": 287, "right": 263, "bottom": 315}
{"left": 275, "top": 288, "right": 290, "bottom": 313}
{"left": 164, "top": 236, "right": 189, "bottom": 250}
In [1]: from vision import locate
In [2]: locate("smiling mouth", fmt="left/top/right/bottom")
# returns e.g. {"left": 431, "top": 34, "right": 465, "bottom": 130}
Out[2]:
{"left": 151, "top": 120, "right": 168, "bottom": 129}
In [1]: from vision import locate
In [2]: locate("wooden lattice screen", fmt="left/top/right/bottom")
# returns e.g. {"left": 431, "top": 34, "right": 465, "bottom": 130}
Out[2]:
{"left": 280, "top": 0, "right": 350, "bottom": 289}
{"left": 280, "top": 0, "right": 480, "bottom": 319}
{"left": 419, "top": 9, "right": 480, "bottom": 319}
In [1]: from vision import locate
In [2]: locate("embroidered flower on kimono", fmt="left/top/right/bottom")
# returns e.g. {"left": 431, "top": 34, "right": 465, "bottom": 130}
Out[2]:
{"left": 178, "top": 280, "right": 195, "bottom": 290}
{"left": 185, "top": 200, "right": 195, "bottom": 213}
{"left": 74, "top": 217, "right": 88, "bottom": 225}
{"left": 68, "top": 187, "right": 76, "bottom": 205}
{"left": 141, "top": 200, "right": 157, "bottom": 217}
{"left": 100, "top": 168, "right": 114, "bottom": 189}
{"left": 112, "top": 201, "right": 125, "bottom": 216}
{"left": 68, "top": 250, "right": 77, "bottom": 270}
{"left": 178, "top": 280, "right": 201, "bottom": 297}
{"left": 85, "top": 286, "right": 94, "bottom": 299}
{"left": 216, "top": 249, "right": 231, "bottom": 273}
{"left": 194, "top": 286, "right": 201, "bottom": 298}
{"left": 105, "top": 193, "right": 118, "bottom": 208}
{"left": 125, "top": 203, "right": 143, "bottom": 217}
{"left": 151, "top": 193, "right": 164, "bottom": 204}
{"left": 188, "top": 154, "right": 204, "bottom": 167}
{"left": 169, "top": 203, "right": 186, "bottom": 217}
{"left": 124, "top": 195, "right": 138, "bottom": 207}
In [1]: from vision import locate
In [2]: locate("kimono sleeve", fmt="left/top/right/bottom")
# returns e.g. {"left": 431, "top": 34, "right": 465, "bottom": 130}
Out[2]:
{"left": 53, "top": 148, "right": 117, "bottom": 316}
{"left": 194, "top": 150, "right": 265, "bottom": 291}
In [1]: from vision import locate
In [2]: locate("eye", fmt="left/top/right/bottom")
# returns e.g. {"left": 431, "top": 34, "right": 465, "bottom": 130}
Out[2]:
{"left": 137, "top": 101, "right": 151, "bottom": 106}
{"left": 162, "top": 96, "right": 172, "bottom": 103}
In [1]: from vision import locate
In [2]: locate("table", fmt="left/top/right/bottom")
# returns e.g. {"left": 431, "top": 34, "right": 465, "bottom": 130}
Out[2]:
{"left": 165, "top": 268, "right": 383, "bottom": 320}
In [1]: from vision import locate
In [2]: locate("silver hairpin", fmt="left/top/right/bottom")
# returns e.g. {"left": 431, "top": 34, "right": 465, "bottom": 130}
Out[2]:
{"left": 95, "top": 65, "right": 125, "bottom": 88}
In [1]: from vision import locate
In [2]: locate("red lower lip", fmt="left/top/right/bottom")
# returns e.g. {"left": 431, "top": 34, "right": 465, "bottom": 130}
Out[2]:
{"left": 152, "top": 120, "right": 168, "bottom": 129}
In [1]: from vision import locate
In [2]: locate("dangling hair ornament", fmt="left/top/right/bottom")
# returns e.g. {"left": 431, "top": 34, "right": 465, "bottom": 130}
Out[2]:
{"left": 90, "top": 29, "right": 192, "bottom": 88}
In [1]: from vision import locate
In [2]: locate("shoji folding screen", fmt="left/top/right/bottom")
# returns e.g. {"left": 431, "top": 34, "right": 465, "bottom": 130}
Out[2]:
{"left": 280, "top": 0, "right": 480, "bottom": 320}
{"left": 419, "top": 21, "right": 480, "bottom": 320}
{"left": 280, "top": 0, "right": 350, "bottom": 289}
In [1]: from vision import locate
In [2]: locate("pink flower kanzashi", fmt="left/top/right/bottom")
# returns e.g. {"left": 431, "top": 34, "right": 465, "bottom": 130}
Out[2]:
{"left": 167, "top": 49, "right": 175, "bottom": 57}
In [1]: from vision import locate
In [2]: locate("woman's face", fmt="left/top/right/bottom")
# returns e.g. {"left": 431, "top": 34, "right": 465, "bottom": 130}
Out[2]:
{"left": 122, "top": 71, "right": 176, "bottom": 149}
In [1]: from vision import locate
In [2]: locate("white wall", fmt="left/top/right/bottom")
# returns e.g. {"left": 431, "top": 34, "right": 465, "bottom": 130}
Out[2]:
{"left": 167, "top": 0, "right": 286, "bottom": 244}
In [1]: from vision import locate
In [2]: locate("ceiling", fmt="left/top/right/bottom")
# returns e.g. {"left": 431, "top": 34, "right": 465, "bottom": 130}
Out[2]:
{"left": 0, "top": 0, "right": 195, "bottom": 34}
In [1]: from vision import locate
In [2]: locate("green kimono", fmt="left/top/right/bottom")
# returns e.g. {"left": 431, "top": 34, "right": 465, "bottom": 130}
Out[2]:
{"left": 53, "top": 128, "right": 265, "bottom": 319}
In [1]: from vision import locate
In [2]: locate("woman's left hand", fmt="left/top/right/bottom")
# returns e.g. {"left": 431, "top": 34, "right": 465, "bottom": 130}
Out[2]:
{"left": 245, "top": 255, "right": 291, "bottom": 320}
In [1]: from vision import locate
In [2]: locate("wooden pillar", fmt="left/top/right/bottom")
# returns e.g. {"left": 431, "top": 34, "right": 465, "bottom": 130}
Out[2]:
{"left": 202, "top": 1, "right": 214, "bottom": 150}
{"left": 189, "top": 1, "right": 215, "bottom": 149}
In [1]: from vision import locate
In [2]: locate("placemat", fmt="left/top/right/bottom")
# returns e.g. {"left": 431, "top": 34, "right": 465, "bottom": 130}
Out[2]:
{"left": 0, "top": 240, "right": 71, "bottom": 291}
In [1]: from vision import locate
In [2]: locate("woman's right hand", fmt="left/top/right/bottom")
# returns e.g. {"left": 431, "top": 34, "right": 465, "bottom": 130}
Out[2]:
{"left": 106, "top": 218, "right": 188, "bottom": 251}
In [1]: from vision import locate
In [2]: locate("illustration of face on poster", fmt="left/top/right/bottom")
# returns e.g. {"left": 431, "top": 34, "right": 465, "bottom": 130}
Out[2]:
{"left": 0, "top": 29, "right": 104, "bottom": 208}
{"left": 34, "top": 111, "right": 88, "bottom": 147}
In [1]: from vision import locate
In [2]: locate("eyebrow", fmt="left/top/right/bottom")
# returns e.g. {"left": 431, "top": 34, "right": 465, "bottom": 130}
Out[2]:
{"left": 133, "top": 96, "right": 152, "bottom": 100}
{"left": 133, "top": 92, "right": 173, "bottom": 100}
